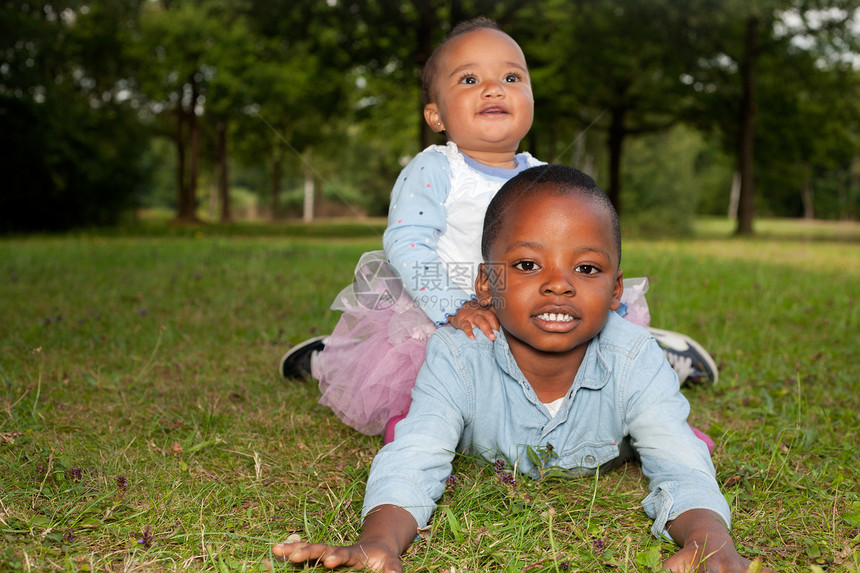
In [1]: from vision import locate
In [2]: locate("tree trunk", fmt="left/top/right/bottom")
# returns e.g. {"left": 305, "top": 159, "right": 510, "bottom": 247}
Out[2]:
{"left": 735, "top": 15, "right": 758, "bottom": 236}
{"left": 606, "top": 109, "right": 626, "bottom": 216}
{"left": 414, "top": 0, "right": 438, "bottom": 149}
{"left": 801, "top": 180, "right": 814, "bottom": 220}
{"left": 303, "top": 161, "right": 314, "bottom": 223}
{"left": 270, "top": 143, "right": 282, "bottom": 218}
{"left": 847, "top": 160, "right": 858, "bottom": 221}
{"left": 728, "top": 171, "right": 741, "bottom": 219}
{"left": 175, "top": 105, "right": 188, "bottom": 219}
{"left": 216, "top": 119, "right": 231, "bottom": 222}
{"left": 187, "top": 81, "right": 200, "bottom": 221}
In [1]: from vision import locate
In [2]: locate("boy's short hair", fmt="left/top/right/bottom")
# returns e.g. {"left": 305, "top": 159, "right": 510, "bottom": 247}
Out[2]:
{"left": 481, "top": 165, "right": 622, "bottom": 265}
{"left": 421, "top": 16, "right": 502, "bottom": 105}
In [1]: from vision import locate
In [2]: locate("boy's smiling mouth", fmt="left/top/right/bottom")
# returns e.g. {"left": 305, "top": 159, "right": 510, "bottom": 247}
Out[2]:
{"left": 536, "top": 312, "right": 574, "bottom": 323}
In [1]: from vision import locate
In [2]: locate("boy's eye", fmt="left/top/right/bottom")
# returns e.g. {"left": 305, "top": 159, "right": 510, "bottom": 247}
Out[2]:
{"left": 575, "top": 265, "right": 600, "bottom": 275}
{"left": 504, "top": 73, "right": 521, "bottom": 83}
{"left": 514, "top": 260, "right": 539, "bottom": 272}
{"left": 459, "top": 74, "right": 478, "bottom": 84}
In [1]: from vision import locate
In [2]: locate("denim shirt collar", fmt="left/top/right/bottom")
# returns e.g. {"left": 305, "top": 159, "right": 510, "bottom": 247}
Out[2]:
{"left": 492, "top": 327, "right": 612, "bottom": 413}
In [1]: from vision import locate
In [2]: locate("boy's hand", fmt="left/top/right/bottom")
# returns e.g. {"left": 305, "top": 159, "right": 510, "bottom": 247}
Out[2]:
{"left": 663, "top": 509, "right": 774, "bottom": 573}
{"left": 273, "top": 505, "right": 417, "bottom": 572}
{"left": 448, "top": 300, "right": 499, "bottom": 340}
{"left": 272, "top": 540, "right": 402, "bottom": 572}
{"left": 663, "top": 541, "right": 772, "bottom": 572}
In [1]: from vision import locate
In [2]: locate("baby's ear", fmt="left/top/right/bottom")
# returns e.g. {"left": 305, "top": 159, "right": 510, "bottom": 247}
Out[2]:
{"left": 475, "top": 263, "right": 493, "bottom": 307}
{"left": 609, "top": 269, "right": 624, "bottom": 311}
{"left": 423, "top": 104, "right": 444, "bottom": 132}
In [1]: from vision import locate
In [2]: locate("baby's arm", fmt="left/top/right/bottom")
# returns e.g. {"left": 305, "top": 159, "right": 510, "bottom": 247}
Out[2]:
{"left": 663, "top": 509, "right": 773, "bottom": 572}
{"left": 383, "top": 152, "right": 475, "bottom": 325}
{"left": 272, "top": 504, "right": 417, "bottom": 572}
{"left": 447, "top": 299, "right": 499, "bottom": 340}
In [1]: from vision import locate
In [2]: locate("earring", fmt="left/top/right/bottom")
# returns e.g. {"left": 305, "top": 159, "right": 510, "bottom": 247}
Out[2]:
{"left": 436, "top": 122, "right": 441, "bottom": 127}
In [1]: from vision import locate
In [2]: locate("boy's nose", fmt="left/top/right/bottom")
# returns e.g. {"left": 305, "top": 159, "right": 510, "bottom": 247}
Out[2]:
{"left": 542, "top": 268, "right": 575, "bottom": 296}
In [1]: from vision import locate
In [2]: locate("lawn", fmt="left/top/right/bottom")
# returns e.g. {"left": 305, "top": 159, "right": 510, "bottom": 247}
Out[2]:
{"left": 0, "top": 218, "right": 858, "bottom": 572}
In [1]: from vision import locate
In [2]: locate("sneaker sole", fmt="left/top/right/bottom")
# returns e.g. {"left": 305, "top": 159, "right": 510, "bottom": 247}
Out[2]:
{"left": 279, "top": 335, "right": 327, "bottom": 379}
{"left": 649, "top": 327, "right": 719, "bottom": 385}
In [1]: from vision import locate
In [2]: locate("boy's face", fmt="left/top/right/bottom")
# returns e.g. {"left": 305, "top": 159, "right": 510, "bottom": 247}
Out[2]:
{"left": 423, "top": 28, "right": 534, "bottom": 164}
{"left": 476, "top": 190, "right": 623, "bottom": 369}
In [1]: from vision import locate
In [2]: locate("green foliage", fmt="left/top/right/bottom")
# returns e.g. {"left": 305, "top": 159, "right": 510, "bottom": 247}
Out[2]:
{"left": 1, "top": 1, "right": 858, "bottom": 230}
{"left": 0, "top": 1, "right": 149, "bottom": 232}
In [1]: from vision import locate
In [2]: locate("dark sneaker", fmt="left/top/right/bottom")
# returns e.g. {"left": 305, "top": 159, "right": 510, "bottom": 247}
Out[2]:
{"left": 648, "top": 327, "right": 718, "bottom": 385}
{"left": 280, "top": 336, "right": 327, "bottom": 379}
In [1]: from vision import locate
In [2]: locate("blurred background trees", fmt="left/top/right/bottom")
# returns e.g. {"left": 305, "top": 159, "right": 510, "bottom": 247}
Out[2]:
{"left": 1, "top": 0, "right": 858, "bottom": 234}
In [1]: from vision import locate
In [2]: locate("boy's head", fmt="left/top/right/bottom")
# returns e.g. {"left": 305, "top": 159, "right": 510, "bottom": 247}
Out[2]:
{"left": 421, "top": 17, "right": 533, "bottom": 159}
{"left": 476, "top": 165, "right": 623, "bottom": 358}
{"left": 481, "top": 165, "right": 621, "bottom": 265}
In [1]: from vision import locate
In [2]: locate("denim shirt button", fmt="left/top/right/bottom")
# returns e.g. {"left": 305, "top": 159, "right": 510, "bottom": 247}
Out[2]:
{"left": 585, "top": 455, "right": 596, "bottom": 465}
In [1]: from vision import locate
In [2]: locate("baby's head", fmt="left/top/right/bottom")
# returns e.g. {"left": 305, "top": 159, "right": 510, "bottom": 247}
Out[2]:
{"left": 421, "top": 16, "right": 503, "bottom": 106}
{"left": 421, "top": 17, "right": 533, "bottom": 157}
{"left": 477, "top": 165, "right": 623, "bottom": 355}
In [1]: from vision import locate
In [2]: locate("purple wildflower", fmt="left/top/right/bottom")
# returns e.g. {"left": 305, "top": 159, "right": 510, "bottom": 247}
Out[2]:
{"left": 592, "top": 537, "right": 606, "bottom": 553}
{"left": 116, "top": 475, "right": 128, "bottom": 490}
{"left": 138, "top": 525, "right": 153, "bottom": 547}
{"left": 445, "top": 474, "right": 458, "bottom": 493}
{"left": 493, "top": 459, "right": 505, "bottom": 473}
{"left": 500, "top": 472, "right": 517, "bottom": 487}
{"left": 67, "top": 466, "right": 82, "bottom": 482}
{"left": 63, "top": 529, "right": 76, "bottom": 543}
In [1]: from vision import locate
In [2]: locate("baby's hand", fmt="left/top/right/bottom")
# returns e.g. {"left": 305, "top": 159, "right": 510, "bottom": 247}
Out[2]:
{"left": 272, "top": 539, "right": 403, "bottom": 572}
{"left": 448, "top": 301, "right": 499, "bottom": 340}
{"left": 662, "top": 540, "right": 774, "bottom": 572}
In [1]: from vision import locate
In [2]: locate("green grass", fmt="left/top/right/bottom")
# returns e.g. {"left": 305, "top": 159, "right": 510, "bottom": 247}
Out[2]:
{"left": 1, "top": 218, "right": 858, "bottom": 572}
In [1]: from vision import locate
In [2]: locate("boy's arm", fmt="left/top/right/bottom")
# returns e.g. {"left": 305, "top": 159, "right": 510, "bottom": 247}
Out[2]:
{"left": 273, "top": 332, "right": 470, "bottom": 570}
{"left": 272, "top": 505, "right": 417, "bottom": 572}
{"left": 663, "top": 509, "right": 773, "bottom": 572}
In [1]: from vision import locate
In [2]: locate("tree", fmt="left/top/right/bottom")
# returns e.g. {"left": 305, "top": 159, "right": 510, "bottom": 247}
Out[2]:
{"left": 682, "top": 0, "right": 860, "bottom": 234}
{"left": 518, "top": 0, "right": 699, "bottom": 217}
{"left": 0, "top": 0, "right": 149, "bottom": 232}
{"left": 133, "top": 0, "right": 257, "bottom": 223}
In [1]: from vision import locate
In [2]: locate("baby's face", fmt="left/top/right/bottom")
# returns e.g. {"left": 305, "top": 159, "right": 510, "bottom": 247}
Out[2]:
{"left": 479, "top": 190, "right": 623, "bottom": 363}
{"left": 424, "top": 28, "right": 534, "bottom": 160}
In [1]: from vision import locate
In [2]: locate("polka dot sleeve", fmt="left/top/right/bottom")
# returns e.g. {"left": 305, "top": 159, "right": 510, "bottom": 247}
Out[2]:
{"left": 383, "top": 150, "right": 473, "bottom": 325}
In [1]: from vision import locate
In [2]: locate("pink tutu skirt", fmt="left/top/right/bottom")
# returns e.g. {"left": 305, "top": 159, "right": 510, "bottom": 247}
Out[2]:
{"left": 314, "top": 251, "right": 435, "bottom": 435}
{"left": 314, "top": 251, "right": 652, "bottom": 436}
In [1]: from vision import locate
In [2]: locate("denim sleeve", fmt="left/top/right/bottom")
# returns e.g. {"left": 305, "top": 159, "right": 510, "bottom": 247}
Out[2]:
{"left": 624, "top": 337, "right": 731, "bottom": 540}
{"left": 361, "top": 332, "right": 469, "bottom": 528}
{"left": 382, "top": 151, "right": 473, "bottom": 325}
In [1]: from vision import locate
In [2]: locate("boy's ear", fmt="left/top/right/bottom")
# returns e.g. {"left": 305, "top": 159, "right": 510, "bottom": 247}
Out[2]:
{"left": 423, "top": 104, "right": 445, "bottom": 132}
{"left": 609, "top": 269, "right": 624, "bottom": 311}
{"left": 475, "top": 263, "right": 493, "bottom": 307}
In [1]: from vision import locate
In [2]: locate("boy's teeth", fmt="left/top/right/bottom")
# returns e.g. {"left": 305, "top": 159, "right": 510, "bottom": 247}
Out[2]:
{"left": 538, "top": 313, "right": 573, "bottom": 322}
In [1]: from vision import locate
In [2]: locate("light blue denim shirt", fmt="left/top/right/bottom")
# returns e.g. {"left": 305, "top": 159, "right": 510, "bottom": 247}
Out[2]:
{"left": 362, "top": 313, "right": 730, "bottom": 540}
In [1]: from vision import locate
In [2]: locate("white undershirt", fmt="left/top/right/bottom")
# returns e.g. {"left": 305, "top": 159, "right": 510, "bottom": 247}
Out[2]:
{"left": 543, "top": 397, "right": 565, "bottom": 417}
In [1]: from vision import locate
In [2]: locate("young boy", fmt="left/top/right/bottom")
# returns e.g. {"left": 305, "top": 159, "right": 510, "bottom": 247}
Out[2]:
{"left": 273, "top": 165, "right": 769, "bottom": 572}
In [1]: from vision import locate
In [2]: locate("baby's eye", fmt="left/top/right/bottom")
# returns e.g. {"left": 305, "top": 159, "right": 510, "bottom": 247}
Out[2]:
{"left": 504, "top": 73, "right": 522, "bottom": 83}
{"left": 514, "top": 260, "right": 539, "bottom": 272}
{"left": 575, "top": 265, "right": 600, "bottom": 275}
{"left": 459, "top": 74, "right": 478, "bottom": 84}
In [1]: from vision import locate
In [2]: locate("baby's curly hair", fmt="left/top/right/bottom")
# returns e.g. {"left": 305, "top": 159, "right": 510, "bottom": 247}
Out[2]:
{"left": 420, "top": 16, "right": 502, "bottom": 106}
